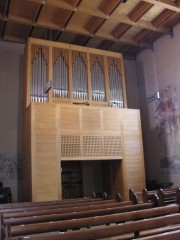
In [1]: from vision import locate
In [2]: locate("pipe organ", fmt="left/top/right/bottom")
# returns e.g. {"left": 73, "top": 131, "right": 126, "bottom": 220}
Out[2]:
{"left": 25, "top": 38, "right": 127, "bottom": 107}
{"left": 23, "top": 38, "right": 145, "bottom": 202}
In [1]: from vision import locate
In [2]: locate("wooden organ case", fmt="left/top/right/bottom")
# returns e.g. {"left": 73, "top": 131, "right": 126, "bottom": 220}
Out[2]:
{"left": 23, "top": 38, "right": 145, "bottom": 201}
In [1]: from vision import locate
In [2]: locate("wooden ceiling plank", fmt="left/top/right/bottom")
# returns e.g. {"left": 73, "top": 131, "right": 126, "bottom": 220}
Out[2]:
{"left": 142, "top": 0, "right": 180, "bottom": 12}
{"left": 82, "top": 0, "right": 123, "bottom": 47}
{"left": 152, "top": 9, "right": 176, "bottom": 27}
{"left": 133, "top": 29, "right": 152, "bottom": 43}
{"left": 55, "top": 0, "right": 82, "bottom": 41}
{"left": 99, "top": 0, "right": 120, "bottom": 15}
{"left": 109, "top": 16, "right": 170, "bottom": 33}
{"left": 111, "top": 23, "right": 131, "bottom": 39}
{"left": 84, "top": 16, "right": 104, "bottom": 34}
{"left": 29, "top": 2, "right": 44, "bottom": 37}
{"left": 128, "top": 1, "right": 153, "bottom": 22}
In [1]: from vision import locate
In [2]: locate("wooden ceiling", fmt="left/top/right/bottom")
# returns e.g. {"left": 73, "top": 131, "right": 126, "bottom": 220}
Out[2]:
{"left": 0, "top": 0, "right": 180, "bottom": 59}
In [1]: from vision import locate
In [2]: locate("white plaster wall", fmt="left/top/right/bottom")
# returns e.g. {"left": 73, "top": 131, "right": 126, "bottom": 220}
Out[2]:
{"left": 0, "top": 41, "right": 24, "bottom": 201}
{"left": 136, "top": 22, "right": 180, "bottom": 187}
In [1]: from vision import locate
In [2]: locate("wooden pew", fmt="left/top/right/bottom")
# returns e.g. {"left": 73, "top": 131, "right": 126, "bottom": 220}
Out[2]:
{"left": 129, "top": 189, "right": 159, "bottom": 205}
{"left": 2, "top": 196, "right": 157, "bottom": 239}
{"left": 0, "top": 191, "right": 118, "bottom": 210}
{"left": 136, "top": 229, "right": 180, "bottom": 240}
{"left": 3, "top": 201, "right": 155, "bottom": 227}
{"left": 6, "top": 204, "right": 179, "bottom": 238}
{"left": 158, "top": 188, "right": 178, "bottom": 206}
{"left": 0, "top": 199, "right": 121, "bottom": 214}
{"left": 3, "top": 200, "right": 135, "bottom": 220}
{"left": 0, "top": 192, "right": 115, "bottom": 211}
{"left": 11, "top": 208, "right": 180, "bottom": 240}
{"left": 129, "top": 189, "right": 143, "bottom": 203}
{"left": 142, "top": 188, "right": 180, "bottom": 206}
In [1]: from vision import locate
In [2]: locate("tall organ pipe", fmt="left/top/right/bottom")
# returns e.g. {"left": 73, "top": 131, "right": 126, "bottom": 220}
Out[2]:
{"left": 30, "top": 48, "right": 48, "bottom": 102}
{"left": 91, "top": 58, "right": 105, "bottom": 101}
{"left": 109, "top": 62, "right": 124, "bottom": 108}
{"left": 72, "top": 53, "right": 88, "bottom": 100}
{"left": 53, "top": 53, "right": 69, "bottom": 98}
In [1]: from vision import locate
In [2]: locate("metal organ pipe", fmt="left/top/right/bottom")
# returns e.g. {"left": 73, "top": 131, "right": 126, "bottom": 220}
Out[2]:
{"left": 72, "top": 53, "right": 88, "bottom": 100}
{"left": 109, "top": 62, "right": 124, "bottom": 108}
{"left": 91, "top": 58, "right": 105, "bottom": 102}
{"left": 53, "top": 53, "right": 69, "bottom": 99}
{"left": 30, "top": 48, "right": 48, "bottom": 103}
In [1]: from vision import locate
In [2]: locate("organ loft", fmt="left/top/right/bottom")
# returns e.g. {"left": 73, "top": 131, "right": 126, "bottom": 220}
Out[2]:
{"left": 22, "top": 38, "right": 145, "bottom": 202}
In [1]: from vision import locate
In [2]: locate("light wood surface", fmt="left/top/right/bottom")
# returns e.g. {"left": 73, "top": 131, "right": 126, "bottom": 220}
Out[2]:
{"left": 23, "top": 103, "right": 145, "bottom": 201}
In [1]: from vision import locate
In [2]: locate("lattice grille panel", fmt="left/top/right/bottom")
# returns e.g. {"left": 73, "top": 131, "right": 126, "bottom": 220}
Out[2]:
{"left": 61, "top": 135, "right": 122, "bottom": 158}
{"left": 83, "top": 136, "right": 103, "bottom": 156}
{"left": 61, "top": 135, "right": 81, "bottom": 157}
{"left": 104, "top": 136, "right": 122, "bottom": 156}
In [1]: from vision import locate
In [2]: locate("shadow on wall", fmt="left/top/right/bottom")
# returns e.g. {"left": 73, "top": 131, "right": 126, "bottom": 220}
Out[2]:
{"left": 146, "top": 179, "right": 173, "bottom": 191}
{"left": 0, "top": 153, "right": 17, "bottom": 202}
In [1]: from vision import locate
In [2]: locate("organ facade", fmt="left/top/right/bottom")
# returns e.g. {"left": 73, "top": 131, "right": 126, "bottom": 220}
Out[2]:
{"left": 23, "top": 38, "right": 145, "bottom": 201}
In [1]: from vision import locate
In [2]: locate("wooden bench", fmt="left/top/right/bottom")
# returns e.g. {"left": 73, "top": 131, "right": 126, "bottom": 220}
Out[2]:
{"left": 129, "top": 189, "right": 159, "bottom": 205}
{"left": 5, "top": 204, "right": 179, "bottom": 238}
{"left": 142, "top": 188, "right": 180, "bottom": 206}
{"left": 9, "top": 205, "right": 180, "bottom": 240}
{"left": 158, "top": 188, "right": 180, "bottom": 206}
{"left": 0, "top": 199, "right": 122, "bottom": 215}
{"left": 1, "top": 196, "right": 140, "bottom": 238}
{"left": 4, "top": 202, "right": 155, "bottom": 229}
{"left": 2, "top": 199, "right": 135, "bottom": 220}
{"left": 0, "top": 192, "right": 117, "bottom": 211}
{"left": 2, "top": 200, "right": 157, "bottom": 239}
{"left": 136, "top": 229, "right": 180, "bottom": 239}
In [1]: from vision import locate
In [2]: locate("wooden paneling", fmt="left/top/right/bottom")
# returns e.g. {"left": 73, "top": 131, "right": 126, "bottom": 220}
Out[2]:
{"left": 24, "top": 103, "right": 145, "bottom": 201}
{"left": 121, "top": 109, "right": 146, "bottom": 197}
{"left": 31, "top": 103, "right": 61, "bottom": 201}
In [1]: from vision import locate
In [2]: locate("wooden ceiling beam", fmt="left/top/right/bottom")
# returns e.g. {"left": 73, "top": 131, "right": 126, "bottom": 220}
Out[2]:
{"left": 109, "top": 16, "right": 170, "bottom": 34}
{"left": 142, "top": 0, "right": 180, "bottom": 12}
{"left": 61, "top": 27, "right": 150, "bottom": 49}
{"left": 34, "top": 0, "right": 172, "bottom": 34}
{"left": 55, "top": 0, "right": 82, "bottom": 41}
{"left": 152, "top": 9, "right": 176, "bottom": 27}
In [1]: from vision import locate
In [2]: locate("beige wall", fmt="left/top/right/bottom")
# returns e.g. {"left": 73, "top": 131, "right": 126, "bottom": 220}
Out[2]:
{"left": 136, "top": 22, "right": 180, "bottom": 187}
{"left": 0, "top": 41, "right": 24, "bottom": 201}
